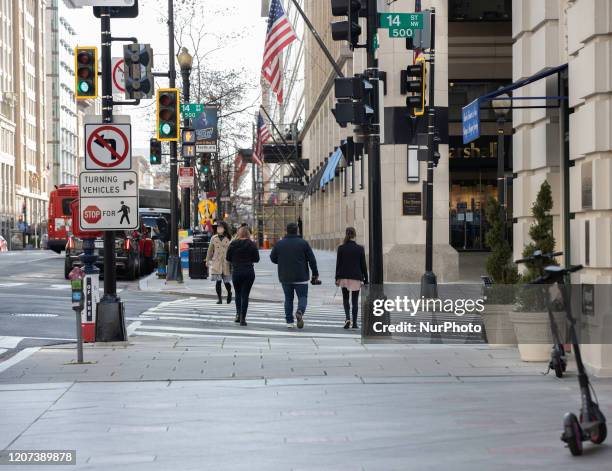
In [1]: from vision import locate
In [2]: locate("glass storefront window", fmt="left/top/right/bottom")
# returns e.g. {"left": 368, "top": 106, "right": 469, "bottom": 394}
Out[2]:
{"left": 449, "top": 0, "right": 511, "bottom": 22}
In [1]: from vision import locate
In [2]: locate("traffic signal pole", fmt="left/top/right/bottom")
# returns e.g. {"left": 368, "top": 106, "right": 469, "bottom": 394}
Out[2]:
{"left": 96, "top": 7, "right": 126, "bottom": 342}
{"left": 366, "top": 0, "right": 383, "bottom": 287}
{"left": 420, "top": 7, "right": 438, "bottom": 298}
{"left": 166, "top": 0, "right": 183, "bottom": 282}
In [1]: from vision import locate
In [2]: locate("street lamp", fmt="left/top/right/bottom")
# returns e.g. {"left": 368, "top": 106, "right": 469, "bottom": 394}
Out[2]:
{"left": 177, "top": 47, "right": 193, "bottom": 230}
{"left": 492, "top": 92, "right": 511, "bottom": 240}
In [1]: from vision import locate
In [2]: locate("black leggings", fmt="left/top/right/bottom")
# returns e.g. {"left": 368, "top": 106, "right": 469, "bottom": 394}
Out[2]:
{"left": 342, "top": 288, "right": 360, "bottom": 323}
{"left": 232, "top": 269, "right": 255, "bottom": 318}
{"left": 216, "top": 281, "right": 232, "bottom": 299}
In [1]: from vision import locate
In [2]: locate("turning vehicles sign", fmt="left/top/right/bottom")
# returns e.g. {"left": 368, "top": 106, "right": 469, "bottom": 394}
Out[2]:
{"left": 84, "top": 123, "right": 132, "bottom": 170}
{"left": 79, "top": 171, "right": 139, "bottom": 230}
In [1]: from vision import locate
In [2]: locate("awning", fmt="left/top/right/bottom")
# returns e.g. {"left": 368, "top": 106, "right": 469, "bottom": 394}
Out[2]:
{"left": 319, "top": 148, "right": 343, "bottom": 188}
{"left": 306, "top": 165, "right": 325, "bottom": 194}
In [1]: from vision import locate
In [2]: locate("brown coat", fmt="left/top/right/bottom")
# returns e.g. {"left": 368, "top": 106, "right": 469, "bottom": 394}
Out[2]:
{"left": 206, "top": 234, "right": 231, "bottom": 276}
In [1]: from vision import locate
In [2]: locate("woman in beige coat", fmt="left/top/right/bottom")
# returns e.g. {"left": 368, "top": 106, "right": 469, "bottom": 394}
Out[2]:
{"left": 206, "top": 221, "right": 232, "bottom": 304}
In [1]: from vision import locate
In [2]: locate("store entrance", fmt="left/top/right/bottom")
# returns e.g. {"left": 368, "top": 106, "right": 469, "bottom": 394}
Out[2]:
{"left": 449, "top": 136, "right": 513, "bottom": 252}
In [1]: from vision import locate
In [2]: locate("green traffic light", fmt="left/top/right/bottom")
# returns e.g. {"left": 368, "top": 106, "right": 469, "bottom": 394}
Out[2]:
{"left": 78, "top": 81, "right": 90, "bottom": 94}
{"left": 160, "top": 123, "right": 172, "bottom": 136}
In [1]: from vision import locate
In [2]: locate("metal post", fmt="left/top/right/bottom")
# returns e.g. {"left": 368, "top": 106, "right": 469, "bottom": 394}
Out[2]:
{"left": 214, "top": 152, "right": 222, "bottom": 221}
{"left": 366, "top": 0, "right": 383, "bottom": 286}
{"left": 560, "top": 70, "right": 571, "bottom": 267}
{"left": 166, "top": 0, "right": 183, "bottom": 282}
{"left": 497, "top": 116, "right": 506, "bottom": 241}
{"left": 181, "top": 68, "right": 191, "bottom": 230}
{"left": 420, "top": 7, "right": 438, "bottom": 298}
{"left": 96, "top": 7, "right": 125, "bottom": 341}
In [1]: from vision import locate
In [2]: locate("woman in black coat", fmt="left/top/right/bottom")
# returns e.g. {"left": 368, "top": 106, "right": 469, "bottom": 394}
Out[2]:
{"left": 335, "top": 227, "right": 368, "bottom": 329}
{"left": 226, "top": 226, "right": 260, "bottom": 326}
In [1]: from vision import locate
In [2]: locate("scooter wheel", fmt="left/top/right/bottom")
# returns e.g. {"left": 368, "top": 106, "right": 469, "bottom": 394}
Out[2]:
{"left": 563, "top": 413, "right": 583, "bottom": 456}
{"left": 590, "top": 423, "right": 607, "bottom": 444}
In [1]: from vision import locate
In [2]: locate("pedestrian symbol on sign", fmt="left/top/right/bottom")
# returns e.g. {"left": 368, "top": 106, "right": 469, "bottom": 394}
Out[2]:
{"left": 119, "top": 201, "right": 130, "bottom": 225}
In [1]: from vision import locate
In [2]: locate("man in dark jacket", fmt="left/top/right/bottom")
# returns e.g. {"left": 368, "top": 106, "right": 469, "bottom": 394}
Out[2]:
{"left": 270, "top": 223, "right": 319, "bottom": 329}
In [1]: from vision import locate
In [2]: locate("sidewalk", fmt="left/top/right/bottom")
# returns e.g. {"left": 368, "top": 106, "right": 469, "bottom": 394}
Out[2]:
{"left": 140, "top": 249, "right": 341, "bottom": 304}
{"left": 1, "top": 335, "right": 612, "bottom": 470}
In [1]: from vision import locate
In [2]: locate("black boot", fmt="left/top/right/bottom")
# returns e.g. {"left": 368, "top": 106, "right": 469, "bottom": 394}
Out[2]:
{"left": 352, "top": 313, "right": 358, "bottom": 329}
{"left": 240, "top": 314, "right": 247, "bottom": 326}
{"left": 216, "top": 281, "right": 222, "bottom": 304}
{"left": 234, "top": 313, "right": 240, "bottom": 323}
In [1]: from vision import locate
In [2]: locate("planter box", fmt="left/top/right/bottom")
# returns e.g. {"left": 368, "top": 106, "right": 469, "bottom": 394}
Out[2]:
{"left": 509, "top": 310, "right": 553, "bottom": 362}
{"left": 482, "top": 304, "right": 517, "bottom": 346}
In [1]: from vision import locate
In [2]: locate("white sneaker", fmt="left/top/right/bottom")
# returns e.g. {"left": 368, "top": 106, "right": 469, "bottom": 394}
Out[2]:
{"left": 287, "top": 322, "right": 295, "bottom": 329}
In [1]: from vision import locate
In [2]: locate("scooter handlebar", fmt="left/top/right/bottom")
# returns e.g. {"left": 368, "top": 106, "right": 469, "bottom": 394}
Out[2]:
{"left": 515, "top": 251, "right": 564, "bottom": 265}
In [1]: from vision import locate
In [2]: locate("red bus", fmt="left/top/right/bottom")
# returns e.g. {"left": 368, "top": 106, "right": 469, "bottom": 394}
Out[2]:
{"left": 47, "top": 184, "right": 78, "bottom": 253}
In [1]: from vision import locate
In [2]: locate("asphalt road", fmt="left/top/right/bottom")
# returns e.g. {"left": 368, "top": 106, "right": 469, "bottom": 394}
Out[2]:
{"left": 0, "top": 250, "right": 177, "bottom": 357}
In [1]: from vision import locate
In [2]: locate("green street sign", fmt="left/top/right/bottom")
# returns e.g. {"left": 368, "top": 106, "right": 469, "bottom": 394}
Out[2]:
{"left": 379, "top": 12, "right": 424, "bottom": 38}
{"left": 180, "top": 103, "right": 207, "bottom": 119}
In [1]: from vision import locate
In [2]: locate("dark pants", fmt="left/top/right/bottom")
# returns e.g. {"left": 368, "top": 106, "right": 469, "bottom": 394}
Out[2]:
{"left": 215, "top": 280, "right": 232, "bottom": 299}
{"left": 281, "top": 283, "right": 308, "bottom": 323}
{"left": 342, "top": 287, "right": 360, "bottom": 324}
{"left": 232, "top": 269, "right": 255, "bottom": 319}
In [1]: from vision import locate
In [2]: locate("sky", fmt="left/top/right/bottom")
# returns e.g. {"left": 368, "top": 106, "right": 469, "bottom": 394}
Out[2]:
{"left": 63, "top": 0, "right": 267, "bottom": 152}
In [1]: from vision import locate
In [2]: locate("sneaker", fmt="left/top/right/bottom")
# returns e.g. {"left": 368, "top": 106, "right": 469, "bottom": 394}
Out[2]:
{"left": 287, "top": 322, "right": 295, "bottom": 329}
{"left": 344, "top": 319, "right": 351, "bottom": 329}
{"left": 296, "top": 310, "right": 304, "bottom": 329}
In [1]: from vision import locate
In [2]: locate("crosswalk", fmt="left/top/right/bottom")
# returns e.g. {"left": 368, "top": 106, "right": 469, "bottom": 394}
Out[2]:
{"left": 127, "top": 297, "right": 487, "bottom": 344}
{"left": 128, "top": 297, "right": 360, "bottom": 340}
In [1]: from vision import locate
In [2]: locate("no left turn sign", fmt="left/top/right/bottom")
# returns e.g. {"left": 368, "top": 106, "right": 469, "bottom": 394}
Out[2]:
{"left": 112, "top": 57, "right": 126, "bottom": 95}
{"left": 84, "top": 123, "right": 132, "bottom": 170}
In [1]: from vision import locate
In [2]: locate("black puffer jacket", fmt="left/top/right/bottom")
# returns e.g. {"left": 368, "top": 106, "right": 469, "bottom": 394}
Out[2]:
{"left": 226, "top": 238, "right": 260, "bottom": 271}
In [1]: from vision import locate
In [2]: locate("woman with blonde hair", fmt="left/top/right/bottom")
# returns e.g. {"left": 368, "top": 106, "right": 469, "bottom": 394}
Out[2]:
{"left": 226, "top": 225, "right": 260, "bottom": 326}
{"left": 335, "top": 227, "right": 368, "bottom": 329}
{"left": 206, "top": 221, "right": 232, "bottom": 304}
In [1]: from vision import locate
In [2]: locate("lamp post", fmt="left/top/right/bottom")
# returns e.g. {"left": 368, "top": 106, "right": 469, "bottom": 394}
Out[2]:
{"left": 177, "top": 47, "right": 193, "bottom": 230}
{"left": 492, "top": 92, "right": 511, "bottom": 240}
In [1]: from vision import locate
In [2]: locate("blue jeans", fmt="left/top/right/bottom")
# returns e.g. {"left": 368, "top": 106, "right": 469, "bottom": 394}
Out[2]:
{"left": 281, "top": 283, "right": 308, "bottom": 323}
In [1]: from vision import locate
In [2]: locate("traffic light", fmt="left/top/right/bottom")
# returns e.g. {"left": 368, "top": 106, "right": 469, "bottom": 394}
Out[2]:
{"left": 74, "top": 46, "right": 98, "bottom": 99}
{"left": 156, "top": 88, "right": 180, "bottom": 141}
{"left": 181, "top": 128, "right": 196, "bottom": 158}
{"left": 332, "top": 75, "right": 376, "bottom": 127}
{"left": 401, "top": 56, "right": 426, "bottom": 117}
{"left": 150, "top": 138, "right": 162, "bottom": 165}
{"left": 199, "top": 155, "right": 211, "bottom": 175}
{"left": 123, "top": 43, "right": 154, "bottom": 99}
{"left": 330, "top": 0, "right": 363, "bottom": 49}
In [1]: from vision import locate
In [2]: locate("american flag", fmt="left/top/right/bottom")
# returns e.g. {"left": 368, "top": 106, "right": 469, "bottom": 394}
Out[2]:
{"left": 261, "top": 0, "right": 297, "bottom": 104}
{"left": 253, "top": 111, "right": 272, "bottom": 166}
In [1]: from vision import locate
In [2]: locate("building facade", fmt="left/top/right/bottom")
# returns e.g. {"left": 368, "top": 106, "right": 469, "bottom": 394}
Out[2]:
{"left": 291, "top": 0, "right": 611, "bottom": 374}
{"left": 46, "top": 0, "right": 79, "bottom": 187}
{"left": 11, "top": 0, "right": 49, "bottom": 245}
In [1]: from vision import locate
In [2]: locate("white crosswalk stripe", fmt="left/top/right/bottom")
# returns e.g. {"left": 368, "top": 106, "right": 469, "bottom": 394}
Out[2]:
{"left": 130, "top": 297, "right": 359, "bottom": 339}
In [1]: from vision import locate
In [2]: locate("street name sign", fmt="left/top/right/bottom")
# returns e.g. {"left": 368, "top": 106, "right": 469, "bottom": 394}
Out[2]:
{"left": 79, "top": 171, "right": 139, "bottom": 231}
{"left": 84, "top": 123, "right": 132, "bottom": 170}
{"left": 379, "top": 12, "right": 424, "bottom": 38}
{"left": 179, "top": 167, "right": 195, "bottom": 188}
{"left": 462, "top": 99, "right": 481, "bottom": 144}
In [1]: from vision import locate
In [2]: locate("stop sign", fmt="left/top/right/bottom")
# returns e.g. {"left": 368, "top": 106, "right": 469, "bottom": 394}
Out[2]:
{"left": 83, "top": 205, "right": 102, "bottom": 224}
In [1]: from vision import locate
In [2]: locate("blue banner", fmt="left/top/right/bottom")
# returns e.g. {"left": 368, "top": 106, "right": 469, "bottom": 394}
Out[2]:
{"left": 462, "top": 99, "right": 481, "bottom": 144}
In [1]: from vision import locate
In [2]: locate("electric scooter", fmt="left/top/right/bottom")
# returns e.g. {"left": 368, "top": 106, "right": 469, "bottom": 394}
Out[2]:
{"left": 516, "top": 251, "right": 607, "bottom": 455}
{"left": 516, "top": 251, "right": 567, "bottom": 377}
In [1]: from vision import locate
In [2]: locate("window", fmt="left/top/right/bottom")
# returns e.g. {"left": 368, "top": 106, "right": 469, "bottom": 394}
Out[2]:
{"left": 449, "top": 0, "right": 511, "bottom": 22}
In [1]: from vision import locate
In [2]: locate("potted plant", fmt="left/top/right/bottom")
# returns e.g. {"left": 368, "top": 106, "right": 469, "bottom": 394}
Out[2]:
{"left": 510, "top": 180, "right": 557, "bottom": 361}
{"left": 482, "top": 197, "right": 519, "bottom": 346}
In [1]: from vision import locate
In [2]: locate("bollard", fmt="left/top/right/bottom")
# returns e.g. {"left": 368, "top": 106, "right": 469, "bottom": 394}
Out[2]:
{"left": 69, "top": 267, "right": 84, "bottom": 363}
